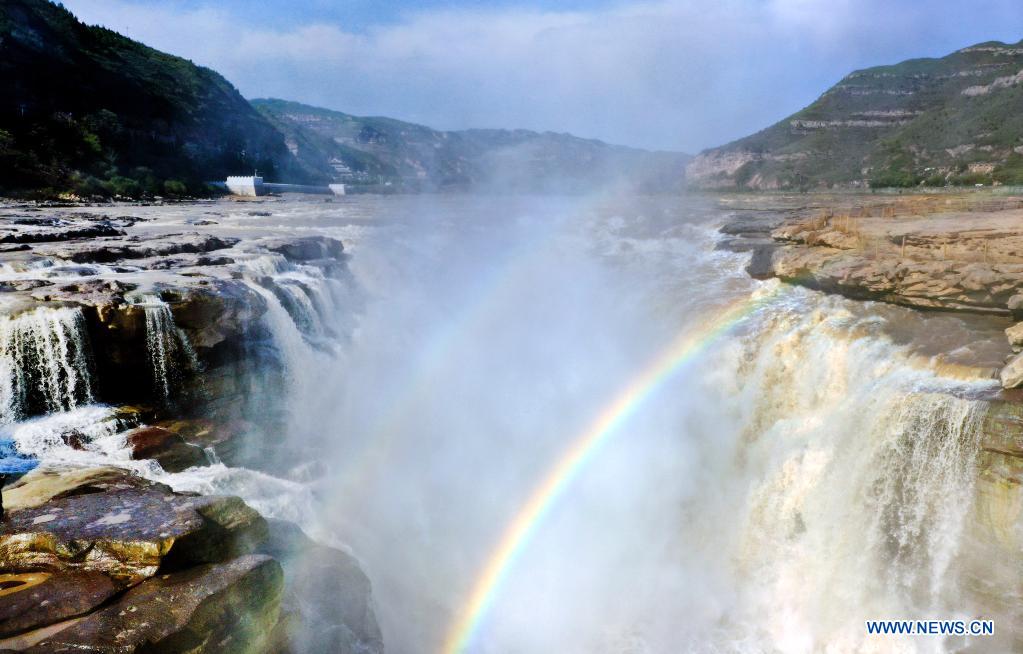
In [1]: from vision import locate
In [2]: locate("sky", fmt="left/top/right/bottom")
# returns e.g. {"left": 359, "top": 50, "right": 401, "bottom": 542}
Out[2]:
{"left": 63, "top": 0, "right": 1023, "bottom": 152}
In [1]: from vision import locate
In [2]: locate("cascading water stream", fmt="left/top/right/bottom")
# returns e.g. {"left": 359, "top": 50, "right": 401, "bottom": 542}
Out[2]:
{"left": 0, "top": 197, "right": 1006, "bottom": 653}
{"left": 132, "top": 294, "right": 199, "bottom": 402}
{"left": 0, "top": 306, "right": 94, "bottom": 423}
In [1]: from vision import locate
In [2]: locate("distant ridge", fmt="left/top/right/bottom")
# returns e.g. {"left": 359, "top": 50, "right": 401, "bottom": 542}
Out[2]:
{"left": 253, "top": 99, "right": 690, "bottom": 194}
{"left": 0, "top": 0, "right": 687, "bottom": 197}
{"left": 687, "top": 40, "right": 1023, "bottom": 190}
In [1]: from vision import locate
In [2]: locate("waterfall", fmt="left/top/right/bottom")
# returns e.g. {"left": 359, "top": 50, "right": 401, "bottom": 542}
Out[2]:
{"left": 245, "top": 281, "right": 315, "bottom": 385}
{"left": 715, "top": 292, "right": 992, "bottom": 652}
{"left": 134, "top": 294, "right": 199, "bottom": 402}
{"left": 0, "top": 306, "right": 94, "bottom": 423}
{"left": 274, "top": 279, "right": 324, "bottom": 336}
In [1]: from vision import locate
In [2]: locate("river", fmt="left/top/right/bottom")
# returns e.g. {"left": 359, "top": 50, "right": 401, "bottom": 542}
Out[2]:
{"left": 4, "top": 193, "right": 1013, "bottom": 653}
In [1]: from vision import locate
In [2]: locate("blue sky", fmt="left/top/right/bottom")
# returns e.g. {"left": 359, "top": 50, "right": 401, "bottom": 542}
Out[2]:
{"left": 64, "top": 0, "right": 1023, "bottom": 152}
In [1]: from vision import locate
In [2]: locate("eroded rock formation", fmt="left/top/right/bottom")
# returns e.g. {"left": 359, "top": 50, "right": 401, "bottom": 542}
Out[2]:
{"left": 0, "top": 204, "right": 381, "bottom": 653}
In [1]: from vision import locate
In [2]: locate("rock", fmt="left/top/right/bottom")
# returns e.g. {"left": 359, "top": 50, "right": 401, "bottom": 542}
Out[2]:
{"left": 978, "top": 399, "right": 1023, "bottom": 458}
{"left": 154, "top": 419, "right": 248, "bottom": 464}
{"left": 162, "top": 279, "right": 267, "bottom": 350}
{"left": 1007, "top": 322, "right": 1023, "bottom": 352}
{"left": 3, "top": 466, "right": 168, "bottom": 513}
{"left": 260, "top": 236, "right": 344, "bottom": 262}
{"left": 1000, "top": 352, "right": 1023, "bottom": 389}
{"left": 36, "top": 233, "right": 239, "bottom": 264}
{"left": 747, "top": 210, "right": 1023, "bottom": 316}
{"left": 0, "top": 489, "right": 267, "bottom": 582}
{"left": 126, "top": 426, "right": 209, "bottom": 472}
{"left": 20, "top": 555, "right": 283, "bottom": 654}
{"left": 0, "top": 279, "right": 51, "bottom": 293}
{"left": 260, "top": 519, "right": 383, "bottom": 654}
{"left": 0, "top": 571, "right": 118, "bottom": 637}
{"left": 718, "top": 212, "right": 786, "bottom": 236}
{"left": 1009, "top": 294, "right": 1023, "bottom": 316}
{"left": 163, "top": 495, "right": 269, "bottom": 569}
{"left": 746, "top": 243, "right": 781, "bottom": 279}
{"left": 0, "top": 223, "right": 125, "bottom": 244}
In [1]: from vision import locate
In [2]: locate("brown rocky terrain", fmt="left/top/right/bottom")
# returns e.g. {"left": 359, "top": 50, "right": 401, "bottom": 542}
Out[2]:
{"left": 720, "top": 192, "right": 1023, "bottom": 634}
{"left": 0, "top": 465, "right": 381, "bottom": 653}
{"left": 0, "top": 201, "right": 381, "bottom": 653}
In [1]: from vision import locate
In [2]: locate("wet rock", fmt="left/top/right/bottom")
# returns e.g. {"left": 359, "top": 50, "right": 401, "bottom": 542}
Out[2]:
{"left": 1007, "top": 322, "right": 1023, "bottom": 352}
{"left": 4, "top": 466, "right": 167, "bottom": 513}
{"left": 260, "top": 519, "right": 383, "bottom": 654}
{"left": 0, "top": 570, "right": 118, "bottom": 637}
{"left": 718, "top": 212, "right": 786, "bottom": 236}
{"left": 126, "top": 426, "right": 209, "bottom": 472}
{"left": 1000, "top": 352, "right": 1023, "bottom": 389}
{"left": 979, "top": 399, "right": 1023, "bottom": 458}
{"left": 154, "top": 419, "right": 247, "bottom": 463}
{"left": 21, "top": 555, "right": 283, "bottom": 654}
{"left": 745, "top": 243, "right": 781, "bottom": 279}
{"left": 260, "top": 236, "right": 345, "bottom": 262}
{"left": 162, "top": 279, "right": 267, "bottom": 350}
{"left": 30, "top": 279, "right": 136, "bottom": 307}
{"left": 36, "top": 233, "right": 239, "bottom": 264}
{"left": 0, "top": 489, "right": 267, "bottom": 582}
{"left": 0, "top": 279, "right": 51, "bottom": 293}
{"left": 0, "top": 223, "right": 124, "bottom": 244}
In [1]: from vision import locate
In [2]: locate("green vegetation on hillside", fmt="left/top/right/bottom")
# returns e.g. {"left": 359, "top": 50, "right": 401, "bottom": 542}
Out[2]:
{"left": 0, "top": 0, "right": 304, "bottom": 197}
{"left": 689, "top": 40, "right": 1023, "bottom": 190}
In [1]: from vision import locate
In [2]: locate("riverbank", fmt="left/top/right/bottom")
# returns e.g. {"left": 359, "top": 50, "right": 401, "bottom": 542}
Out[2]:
{"left": 2, "top": 192, "right": 1023, "bottom": 651}
{"left": 720, "top": 192, "right": 1023, "bottom": 644}
{"left": 0, "top": 197, "right": 381, "bottom": 652}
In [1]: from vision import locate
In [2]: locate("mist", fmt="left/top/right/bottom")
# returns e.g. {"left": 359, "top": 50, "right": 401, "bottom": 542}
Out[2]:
{"left": 191, "top": 192, "right": 996, "bottom": 653}
{"left": 294, "top": 195, "right": 744, "bottom": 652}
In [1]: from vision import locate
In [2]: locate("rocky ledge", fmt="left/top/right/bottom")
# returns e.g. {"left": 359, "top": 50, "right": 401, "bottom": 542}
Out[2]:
{"left": 721, "top": 202, "right": 1023, "bottom": 387}
{"left": 0, "top": 207, "right": 352, "bottom": 467}
{"left": 721, "top": 198, "right": 1023, "bottom": 631}
{"left": 749, "top": 210, "right": 1023, "bottom": 316}
{"left": 0, "top": 202, "right": 380, "bottom": 653}
{"left": 0, "top": 465, "right": 381, "bottom": 653}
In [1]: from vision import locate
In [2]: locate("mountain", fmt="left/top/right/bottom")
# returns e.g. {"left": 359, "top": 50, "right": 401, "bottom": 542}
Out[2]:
{"left": 687, "top": 40, "right": 1023, "bottom": 190}
{"left": 0, "top": 0, "right": 305, "bottom": 197}
{"left": 253, "top": 99, "right": 689, "bottom": 193}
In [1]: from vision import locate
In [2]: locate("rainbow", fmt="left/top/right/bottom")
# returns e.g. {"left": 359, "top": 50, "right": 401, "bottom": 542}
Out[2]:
{"left": 441, "top": 284, "right": 786, "bottom": 654}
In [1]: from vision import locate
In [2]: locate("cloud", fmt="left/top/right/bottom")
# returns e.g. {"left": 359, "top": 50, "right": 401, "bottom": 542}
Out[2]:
{"left": 64, "top": 0, "right": 1023, "bottom": 151}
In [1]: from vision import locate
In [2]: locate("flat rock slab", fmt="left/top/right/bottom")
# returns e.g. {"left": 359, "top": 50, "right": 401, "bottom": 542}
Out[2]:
{"left": 0, "top": 571, "right": 118, "bottom": 638}
{"left": 21, "top": 555, "right": 282, "bottom": 654}
{"left": 4, "top": 466, "right": 169, "bottom": 513}
{"left": 0, "top": 489, "right": 266, "bottom": 583}
{"left": 258, "top": 236, "right": 344, "bottom": 262}
{"left": 36, "top": 234, "right": 239, "bottom": 264}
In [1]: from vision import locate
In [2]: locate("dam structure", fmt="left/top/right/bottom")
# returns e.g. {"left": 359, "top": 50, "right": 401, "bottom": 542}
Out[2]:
{"left": 220, "top": 175, "right": 346, "bottom": 197}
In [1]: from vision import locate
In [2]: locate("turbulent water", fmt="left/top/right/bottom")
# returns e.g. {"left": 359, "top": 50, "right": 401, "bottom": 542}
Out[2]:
{"left": 4, "top": 194, "right": 1012, "bottom": 653}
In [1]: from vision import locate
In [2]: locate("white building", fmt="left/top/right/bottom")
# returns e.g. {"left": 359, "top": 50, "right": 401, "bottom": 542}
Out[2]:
{"left": 225, "top": 176, "right": 264, "bottom": 197}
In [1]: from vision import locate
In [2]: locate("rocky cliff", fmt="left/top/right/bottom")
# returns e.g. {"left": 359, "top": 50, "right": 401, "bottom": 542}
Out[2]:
{"left": 689, "top": 40, "right": 1023, "bottom": 190}
{"left": 720, "top": 194, "right": 1023, "bottom": 637}
{"left": 0, "top": 199, "right": 381, "bottom": 652}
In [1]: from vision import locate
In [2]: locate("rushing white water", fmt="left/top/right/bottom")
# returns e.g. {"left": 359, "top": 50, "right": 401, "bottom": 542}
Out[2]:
{"left": 3, "top": 196, "right": 1012, "bottom": 653}
{"left": 0, "top": 306, "right": 93, "bottom": 423}
{"left": 133, "top": 294, "right": 200, "bottom": 402}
